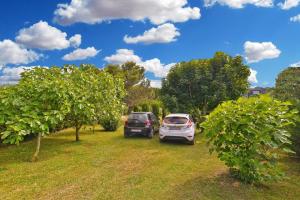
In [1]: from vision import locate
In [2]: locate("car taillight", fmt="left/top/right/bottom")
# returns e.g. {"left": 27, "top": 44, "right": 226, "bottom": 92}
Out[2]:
{"left": 145, "top": 120, "right": 151, "bottom": 127}
{"left": 125, "top": 120, "right": 128, "bottom": 127}
{"left": 186, "top": 120, "right": 192, "bottom": 128}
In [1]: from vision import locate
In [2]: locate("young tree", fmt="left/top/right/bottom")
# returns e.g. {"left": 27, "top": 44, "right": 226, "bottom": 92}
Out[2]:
{"left": 202, "top": 95, "right": 297, "bottom": 183}
{"left": 0, "top": 67, "right": 70, "bottom": 161}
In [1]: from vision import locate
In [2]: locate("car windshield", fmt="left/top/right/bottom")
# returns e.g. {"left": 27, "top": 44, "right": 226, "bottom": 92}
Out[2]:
{"left": 128, "top": 113, "right": 148, "bottom": 122}
{"left": 164, "top": 116, "right": 188, "bottom": 124}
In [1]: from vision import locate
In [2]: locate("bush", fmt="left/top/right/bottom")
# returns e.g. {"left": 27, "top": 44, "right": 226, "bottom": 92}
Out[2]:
{"left": 100, "top": 116, "right": 120, "bottom": 131}
{"left": 133, "top": 105, "right": 141, "bottom": 112}
{"left": 202, "top": 95, "right": 297, "bottom": 183}
{"left": 151, "top": 103, "right": 161, "bottom": 119}
{"left": 291, "top": 102, "right": 300, "bottom": 156}
{"left": 141, "top": 103, "right": 151, "bottom": 112}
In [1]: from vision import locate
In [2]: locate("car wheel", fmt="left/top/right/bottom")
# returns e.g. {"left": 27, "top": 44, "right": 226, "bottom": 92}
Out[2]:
{"left": 124, "top": 133, "right": 129, "bottom": 138}
{"left": 159, "top": 138, "right": 164, "bottom": 143}
{"left": 148, "top": 129, "right": 154, "bottom": 139}
{"left": 188, "top": 139, "right": 195, "bottom": 145}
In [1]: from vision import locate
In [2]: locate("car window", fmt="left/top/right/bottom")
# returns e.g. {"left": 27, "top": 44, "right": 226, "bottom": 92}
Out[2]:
{"left": 128, "top": 114, "right": 148, "bottom": 121}
{"left": 164, "top": 117, "right": 188, "bottom": 124}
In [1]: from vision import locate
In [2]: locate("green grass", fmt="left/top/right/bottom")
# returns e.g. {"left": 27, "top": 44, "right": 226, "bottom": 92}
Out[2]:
{"left": 0, "top": 126, "right": 300, "bottom": 200}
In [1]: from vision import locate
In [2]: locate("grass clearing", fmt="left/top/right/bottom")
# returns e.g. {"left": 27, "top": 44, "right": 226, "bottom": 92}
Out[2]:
{"left": 0, "top": 126, "right": 300, "bottom": 200}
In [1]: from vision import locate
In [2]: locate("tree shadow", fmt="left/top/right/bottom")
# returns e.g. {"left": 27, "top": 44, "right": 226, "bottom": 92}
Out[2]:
{"left": 0, "top": 136, "right": 79, "bottom": 166}
{"left": 167, "top": 172, "right": 277, "bottom": 200}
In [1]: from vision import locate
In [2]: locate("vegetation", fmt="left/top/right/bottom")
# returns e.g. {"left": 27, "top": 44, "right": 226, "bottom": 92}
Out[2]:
{"left": 1, "top": 127, "right": 300, "bottom": 199}
{"left": 104, "top": 62, "right": 157, "bottom": 112}
{"left": 274, "top": 67, "right": 300, "bottom": 156}
{"left": 202, "top": 95, "right": 297, "bottom": 183}
{"left": 161, "top": 52, "right": 250, "bottom": 120}
{"left": 0, "top": 65, "right": 125, "bottom": 160}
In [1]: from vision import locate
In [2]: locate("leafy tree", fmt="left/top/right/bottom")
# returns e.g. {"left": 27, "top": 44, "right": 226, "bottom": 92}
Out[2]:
{"left": 105, "top": 62, "right": 145, "bottom": 90}
{"left": 104, "top": 62, "right": 156, "bottom": 111}
{"left": 0, "top": 65, "right": 126, "bottom": 160}
{"left": 63, "top": 64, "right": 126, "bottom": 139}
{"left": 0, "top": 67, "right": 69, "bottom": 161}
{"left": 274, "top": 67, "right": 300, "bottom": 102}
{"left": 274, "top": 67, "right": 300, "bottom": 156}
{"left": 202, "top": 95, "right": 297, "bottom": 183}
{"left": 161, "top": 52, "right": 250, "bottom": 116}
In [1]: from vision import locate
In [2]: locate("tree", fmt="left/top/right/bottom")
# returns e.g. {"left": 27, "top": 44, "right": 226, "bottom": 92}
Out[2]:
{"left": 274, "top": 67, "right": 300, "bottom": 156}
{"left": 161, "top": 52, "right": 250, "bottom": 116}
{"left": 104, "top": 62, "right": 156, "bottom": 112}
{"left": 0, "top": 65, "right": 126, "bottom": 160}
{"left": 0, "top": 67, "right": 69, "bottom": 161}
{"left": 105, "top": 62, "right": 146, "bottom": 90}
{"left": 274, "top": 67, "right": 300, "bottom": 102}
{"left": 63, "top": 64, "right": 126, "bottom": 139}
{"left": 202, "top": 95, "right": 297, "bottom": 183}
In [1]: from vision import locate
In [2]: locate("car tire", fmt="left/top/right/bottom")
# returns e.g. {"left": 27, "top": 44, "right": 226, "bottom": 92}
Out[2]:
{"left": 159, "top": 138, "right": 164, "bottom": 143}
{"left": 188, "top": 139, "right": 195, "bottom": 145}
{"left": 124, "top": 133, "right": 129, "bottom": 138}
{"left": 148, "top": 128, "right": 154, "bottom": 139}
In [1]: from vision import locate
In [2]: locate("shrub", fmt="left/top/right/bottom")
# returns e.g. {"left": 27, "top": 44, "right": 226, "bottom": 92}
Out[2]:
{"left": 202, "top": 95, "right": 297, "bottom": 183}
{"left": 151, "top": 103, "right": 161, "bottom": 119}
{"left": 141, "top": 103, "right": 151, "bottom": 112}
{"left": 100, "top": 115, "right": 120, "bottom": 131}
{"left": 291, "top": 102, "right": 300, "bottom": 156}
{"left": 133, "top": 105, "right": 141, "bottom": 112}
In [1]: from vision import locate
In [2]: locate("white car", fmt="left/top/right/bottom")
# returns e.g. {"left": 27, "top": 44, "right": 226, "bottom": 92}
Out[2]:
{"left": 159, "top": 114, "right": 195, "bottom": 145}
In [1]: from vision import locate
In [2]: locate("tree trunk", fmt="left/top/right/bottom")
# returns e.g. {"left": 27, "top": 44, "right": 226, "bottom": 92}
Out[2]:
{"left": 32, "top": 133, "right": 41, "bottom": 162}
{"left": 75, "top": 125, "right": 81, "bottom": 141}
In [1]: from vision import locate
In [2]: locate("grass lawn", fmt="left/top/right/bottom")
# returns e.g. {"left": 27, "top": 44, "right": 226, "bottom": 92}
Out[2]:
{"left": 0, "top": 126, "right": 300, "bottom": 200}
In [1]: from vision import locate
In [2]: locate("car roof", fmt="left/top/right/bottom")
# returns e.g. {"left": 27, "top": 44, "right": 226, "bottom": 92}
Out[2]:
{"left": 165, "top": 113, "right": 189, "bottom": 118}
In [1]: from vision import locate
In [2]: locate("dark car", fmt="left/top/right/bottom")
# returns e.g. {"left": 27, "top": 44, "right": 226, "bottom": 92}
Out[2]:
{"left": 124, "top": 112, "right": 160, "bottom": 138}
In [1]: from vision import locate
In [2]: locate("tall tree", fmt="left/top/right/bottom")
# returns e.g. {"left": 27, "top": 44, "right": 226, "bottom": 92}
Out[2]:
{"left": 161, "top": 52, "right": 250, "bottom": 116}
{"left": 104, "top": 62, "right": 153, "bottom": 111}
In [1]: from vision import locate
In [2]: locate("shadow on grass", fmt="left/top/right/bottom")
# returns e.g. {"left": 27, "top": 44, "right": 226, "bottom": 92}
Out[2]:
{"left": 168, "top": 172, "right": 274, "bottom": 200}
{"left": 0, "top": 136, "right": 80, "bottom": 165}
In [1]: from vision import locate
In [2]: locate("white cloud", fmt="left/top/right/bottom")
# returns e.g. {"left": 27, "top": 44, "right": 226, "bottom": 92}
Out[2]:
{"left": 0, "top": 39, "right": 41, "bottom": 65}
{"left": 0, "top": 66, "right": 46, "bottom": 85}
{"left": 204, "top": 0, "right": 273, "bottom": 8}
{"left": 124, "top": 23, "right": 180, "bottom": 44}
{"left": 104, "top": 49, "right": 175, "bottom": 78}
{"left": 16, "top": 21, "right": 81, "bottom": 50}
{"left": 150, "top": 80, "right": 162, "bottom": 88}
{"left": 54, "top": 0, "right": 200, "bottom": 25}
{"left": 290, "top": 61, "right": 300, "bottom": 67}
{"left": 62, "top": 47, "right": 100, "bottom": 61}
{"left": 278, "top": 0, "right": 300, "bottom": 10}
{"left": 104, "top": 49, "right": 142, "bottom": 64}
{"left": 69, "top": 34, "right": 82, "bottom": 48}
{"left": 141, "top": 58, "right": 175, "bottom": 78}
{"left": 290, "top": 14, "right": 300, "bottom": 22}
{"left": 248, "top": 68, "right": 258, "bottom": 84}
{"left": 244, "top": 41, "right": 281, "bottom": 63}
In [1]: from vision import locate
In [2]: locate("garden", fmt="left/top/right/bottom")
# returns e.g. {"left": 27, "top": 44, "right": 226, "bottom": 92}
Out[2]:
{"left": 0, "top": 52, "right": 299, "bottom": 199}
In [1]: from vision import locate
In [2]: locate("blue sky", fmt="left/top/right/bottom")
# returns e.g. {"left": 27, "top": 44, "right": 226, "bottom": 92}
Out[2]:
{"left": 0, "top": 0, "right": 299, "bottom": 87}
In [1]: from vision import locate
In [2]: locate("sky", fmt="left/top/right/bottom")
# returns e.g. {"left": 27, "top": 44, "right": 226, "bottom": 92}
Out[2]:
{"left": 0, "top": 0, "right": 300, "bottom": 88}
